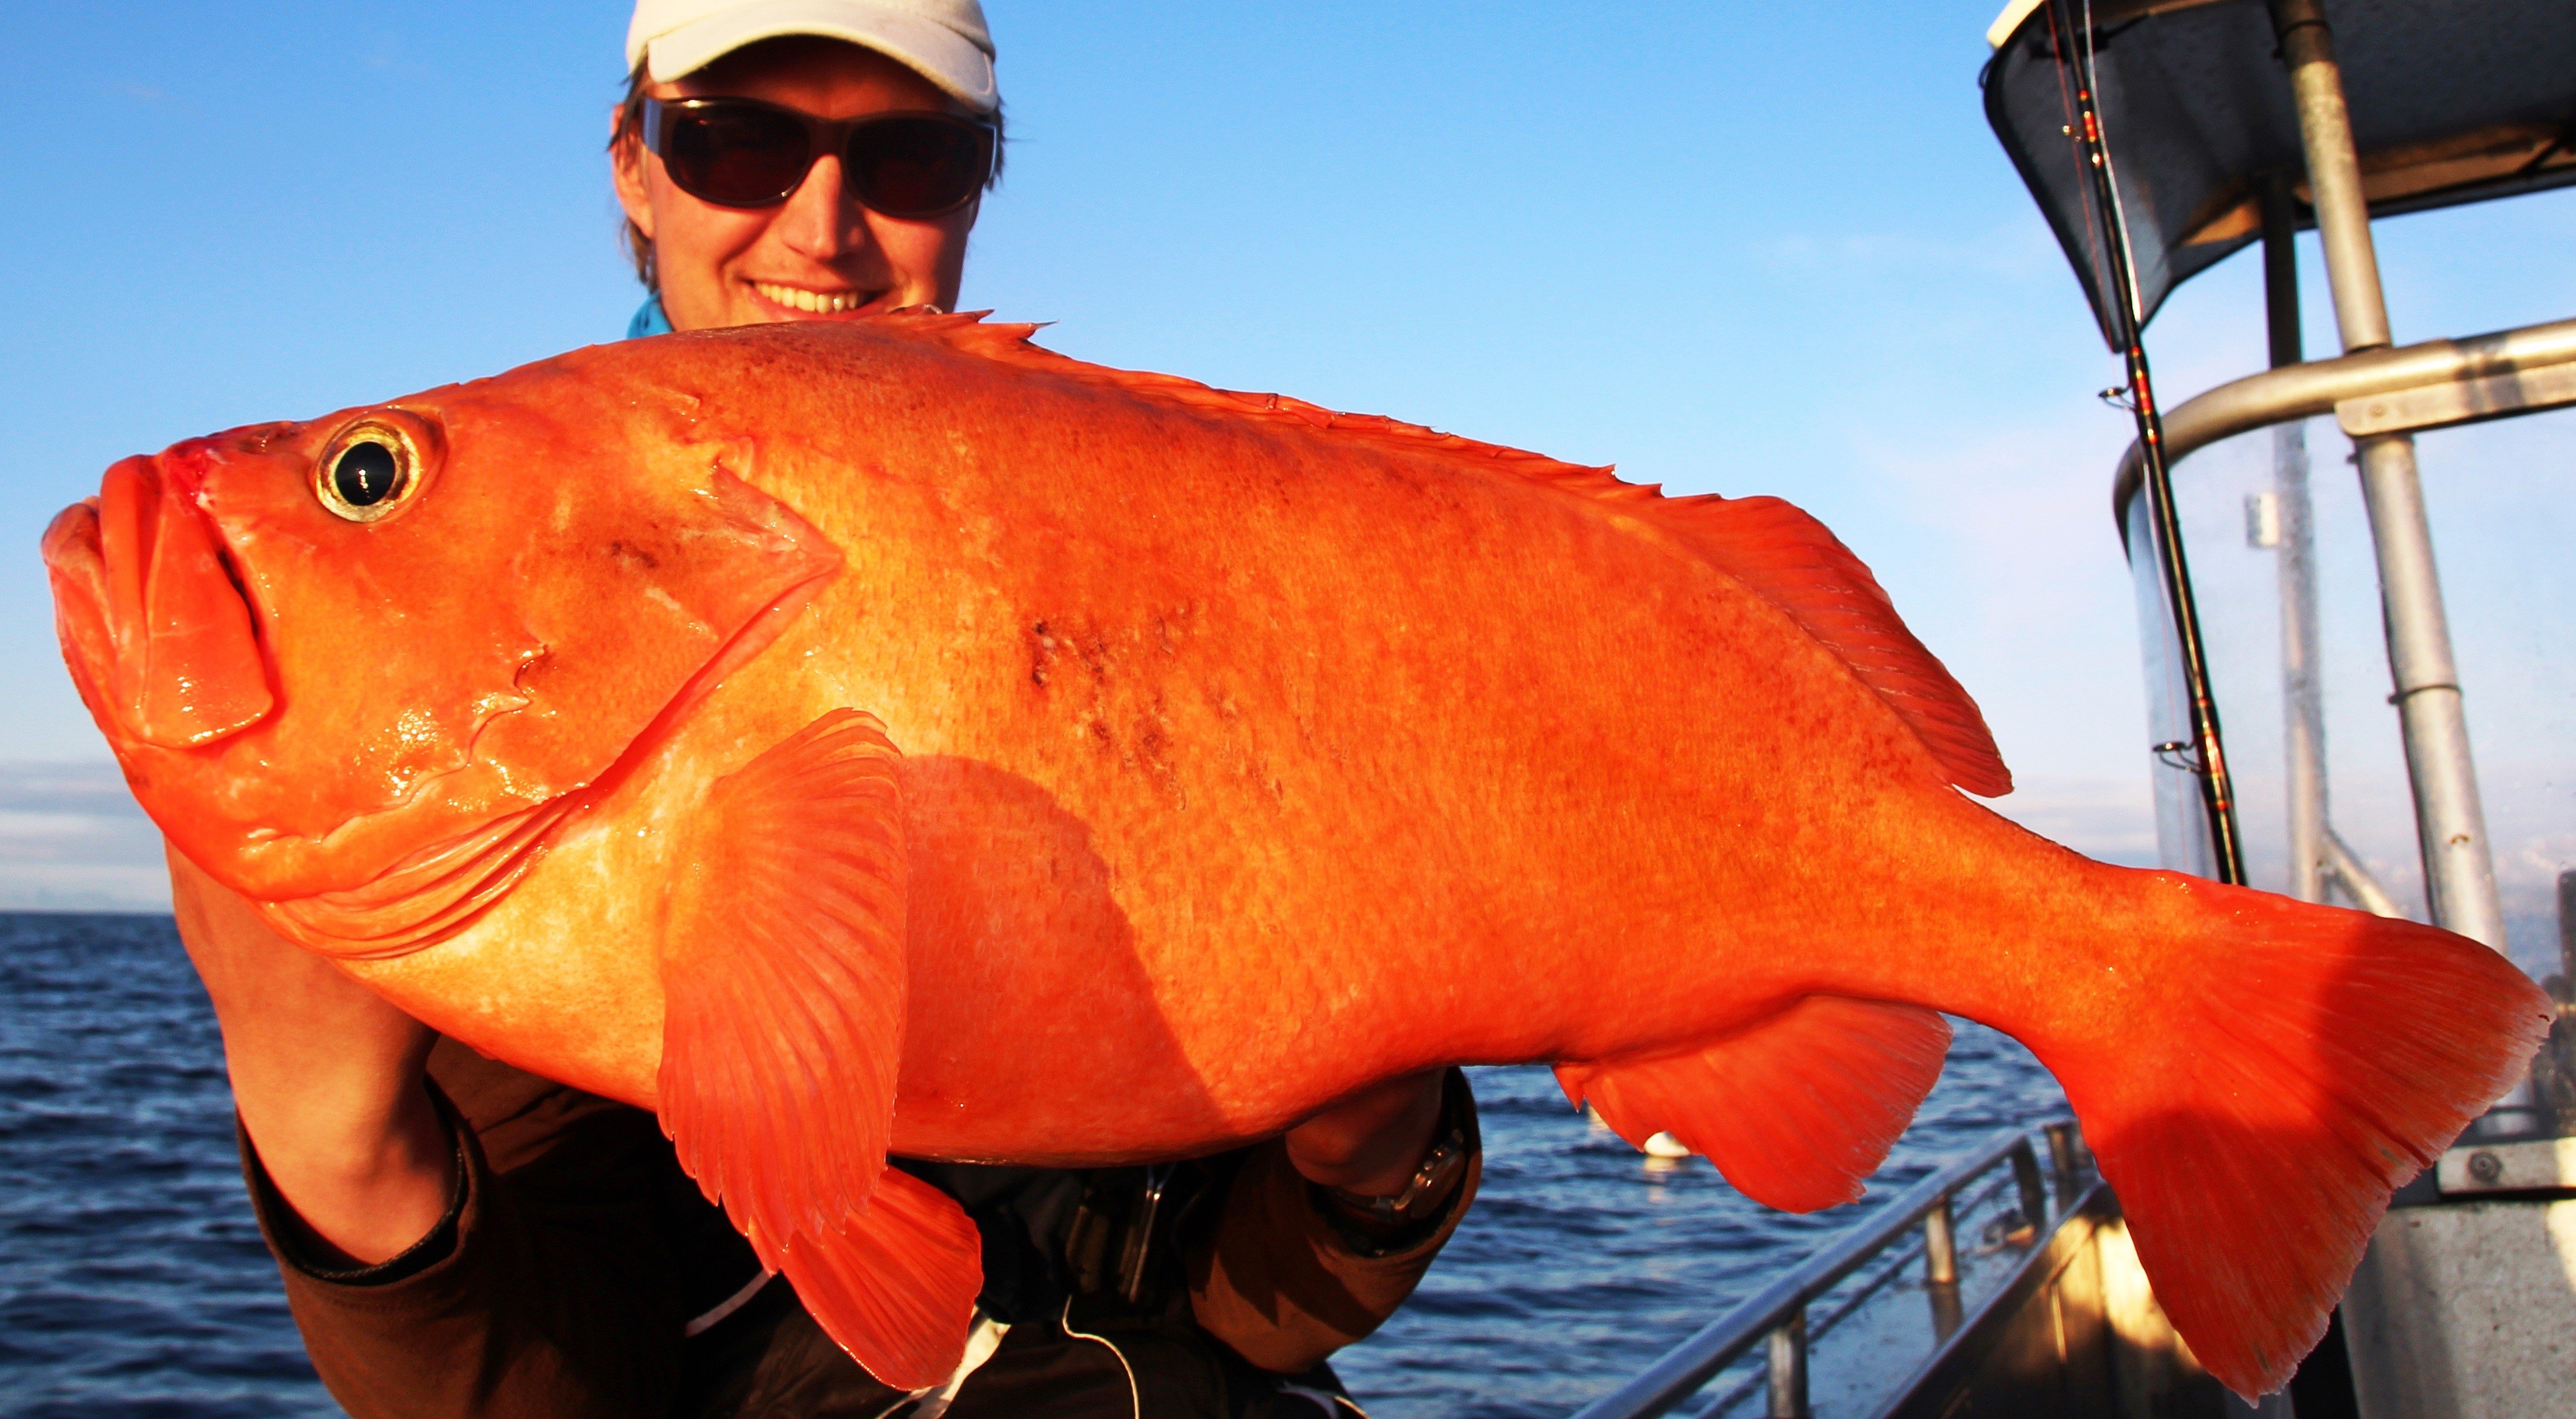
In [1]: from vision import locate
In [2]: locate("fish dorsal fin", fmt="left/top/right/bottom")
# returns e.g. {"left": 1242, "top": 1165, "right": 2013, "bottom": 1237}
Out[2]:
{"left": 1646, "top": 494, "right": 2012, "bottom": 797}
{"left": 657, "top": 708, "right": 978, "bottom": 1387}
{"left": 881, "top": 312, "right": 2010, "bottom": 797}
{"left": 1556, "top": 996, "right": 1953, "bottom": 1211}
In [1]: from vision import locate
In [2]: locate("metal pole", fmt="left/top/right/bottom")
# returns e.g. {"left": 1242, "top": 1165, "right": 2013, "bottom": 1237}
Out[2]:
{"left": 2043, "top": 1122, "right": 2083, "bottom": 1212}
{"left": 2270, "top": 2, "right": 2388, "bottom": 357}
{"left": 2268, "top": 0, "right": 2529, "bottom": 1127}
{"left": 1765, "top": 1311, "right": 1808, "bottom": 1418}
{"left": 2560, "top": 869, "right": 2576, "bottom": 991}
{"left": 1923, "top": 1195, "right": 1963, "bottom": 1342}
{"left": 2326, "top": 828, "right": 2404, "bottom": 918}
{"left": 2268, "top": 0, "right": 2505, "bottom": 944}
{"left": 2009, "top": 1143, "right": 2049, "bottom": 1234}
{"left": 2263, "top": 174, "right": 2329, "bottom": 905}
{"left": 2357, "top": 433, "right": 2504, "bottom": 940}
{"left": 1923, "top": 1196, "right": 1958, "bottom": 1284}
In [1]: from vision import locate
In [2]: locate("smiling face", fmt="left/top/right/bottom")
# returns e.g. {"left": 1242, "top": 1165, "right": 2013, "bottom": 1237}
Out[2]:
{"left": 613, "top": 37, "right": 982, "bottom": 332}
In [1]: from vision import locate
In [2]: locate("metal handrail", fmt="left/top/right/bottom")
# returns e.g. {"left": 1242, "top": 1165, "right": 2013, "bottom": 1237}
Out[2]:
{"left": 2109, "top": 315, "right": 2576, "bottom": 553}
{"left": 1567, "top": 1122, "right": 2081, "bottom": 1419}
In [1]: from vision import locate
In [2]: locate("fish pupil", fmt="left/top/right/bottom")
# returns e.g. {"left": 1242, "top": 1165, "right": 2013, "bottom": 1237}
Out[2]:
{"left": 334, "top": 442, "right": 400, "bottom": 507}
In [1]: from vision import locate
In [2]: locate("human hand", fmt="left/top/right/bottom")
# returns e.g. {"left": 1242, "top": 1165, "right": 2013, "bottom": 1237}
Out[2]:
{"left": 1282, "top": 1069, "right": 1446, "bottom": 1197}
{"left": 169, "top": 846, "right": 451, "bottom": 1265}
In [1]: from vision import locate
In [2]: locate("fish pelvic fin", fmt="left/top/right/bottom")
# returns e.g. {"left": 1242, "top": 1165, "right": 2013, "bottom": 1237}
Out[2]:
{"left": 776, "top": 1166, "right": 986, "bottom": 1390}
{"left": 2049, "top": 880, "right": 2549, "bottom": 1400}
{"left": 1556, "top": 996, "right": 1951, "bottom": 1211}
{"left": 656, "top": 708, "right": 978, "bottom": 1387}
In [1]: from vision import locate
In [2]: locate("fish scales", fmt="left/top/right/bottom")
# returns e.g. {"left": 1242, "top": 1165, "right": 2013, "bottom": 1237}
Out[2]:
{"left": 643, "top": 324, "right": 1953, "bottom": 1121}
{"left": 42, "top": 312, "right": 2550, "bottom": 1398}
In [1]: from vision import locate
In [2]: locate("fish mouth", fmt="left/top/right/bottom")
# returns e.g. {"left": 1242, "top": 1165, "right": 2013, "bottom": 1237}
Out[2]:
{"left": 43, "top": 453, "right": 274, "bottom": 750}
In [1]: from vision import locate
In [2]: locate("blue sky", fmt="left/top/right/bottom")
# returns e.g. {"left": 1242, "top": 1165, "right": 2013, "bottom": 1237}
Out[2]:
{"left": 5, "top": 2, "right": 2571, "bottom": 903}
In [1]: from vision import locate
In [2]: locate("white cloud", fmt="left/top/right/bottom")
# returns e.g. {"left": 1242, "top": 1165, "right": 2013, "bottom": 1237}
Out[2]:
{"left": 0, "top": 762, "right": 169, "bottom": 912}
{"left": 0, "top": 863, "right": 171, "bottom": 914}
{"left": 1982, "top": 774, "right": 2159, "bottom": 867}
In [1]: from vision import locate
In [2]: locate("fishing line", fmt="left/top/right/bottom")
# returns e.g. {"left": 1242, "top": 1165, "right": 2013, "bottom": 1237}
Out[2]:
{"left": 2042, "top": 5, "right": 2107, "bottom": 327}
{"left": 2042, "top": 0, "right": 2249, "bottom": 886}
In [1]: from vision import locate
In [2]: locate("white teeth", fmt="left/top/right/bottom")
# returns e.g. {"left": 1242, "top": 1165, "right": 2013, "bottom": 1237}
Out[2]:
{"left": 754, "top": 282, "right": 864, "bottom": 314}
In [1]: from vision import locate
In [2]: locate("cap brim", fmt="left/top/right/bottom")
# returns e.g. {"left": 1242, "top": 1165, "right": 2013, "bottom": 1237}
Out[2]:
{"left": 644, "top": 0, "right": 997, "bottom": 112}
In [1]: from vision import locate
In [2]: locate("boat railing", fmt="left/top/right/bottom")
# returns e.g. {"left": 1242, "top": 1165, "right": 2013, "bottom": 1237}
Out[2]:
{"left": 2108, "top": 314, "right": 2576, "bottom": 546}
{"left": 1567, "top": 1120, "right": 2088, "bottom": 1419}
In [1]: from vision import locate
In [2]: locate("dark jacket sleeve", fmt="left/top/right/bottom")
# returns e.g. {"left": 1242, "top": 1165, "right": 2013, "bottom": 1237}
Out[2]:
{"left": 1184, "top": 1069, "right": 1481, "bottom": 1373}
{"left": 240, "top": 1041, "right": 743, "bottom": 1419}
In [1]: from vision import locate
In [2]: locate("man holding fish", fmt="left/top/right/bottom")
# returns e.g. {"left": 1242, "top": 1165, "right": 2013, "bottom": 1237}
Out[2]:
{"left": 54, "top": 0, "right": 2552, "bottom": 1399}
{"left": 173, "top": 2, "right": 1479, "bottom": 1414}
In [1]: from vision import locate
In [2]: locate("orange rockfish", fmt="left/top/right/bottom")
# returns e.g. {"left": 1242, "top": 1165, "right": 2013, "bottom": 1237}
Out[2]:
{"left": 42, "top": 314, "right": 2546, "bottom": 1396}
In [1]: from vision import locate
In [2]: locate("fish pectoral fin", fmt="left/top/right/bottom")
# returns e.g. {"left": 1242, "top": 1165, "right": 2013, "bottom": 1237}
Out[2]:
{"left": 656, "top": 708, "right": 978, "bottom": 1385}
{"left": 1556, "top": 996, "right": 1950, "bottom": 1212}
{"left": 775, "top": 1166, "right": 984, "bottom": 1390}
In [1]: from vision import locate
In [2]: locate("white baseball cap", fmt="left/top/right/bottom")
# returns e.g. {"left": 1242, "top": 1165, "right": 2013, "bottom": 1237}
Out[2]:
{"left": 626, "top": 0, "right": 999, "bottom": 112}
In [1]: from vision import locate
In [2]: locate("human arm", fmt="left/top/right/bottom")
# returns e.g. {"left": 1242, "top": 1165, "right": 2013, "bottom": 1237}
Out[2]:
{"left": 168, "top": 845, "right": 453, "bottom": 1265}
{"left": 231, "top": 1038, "right": 739, "bottom": 1419}
{"left": 1280, "top": 1068, "right": 1447, "bottom": 1197}
{"left": 178, "top": 848, "right": 747, "bottom": 1417}
{"left": 1188, "top": 1069, "right": 1481, "bottom": 1373}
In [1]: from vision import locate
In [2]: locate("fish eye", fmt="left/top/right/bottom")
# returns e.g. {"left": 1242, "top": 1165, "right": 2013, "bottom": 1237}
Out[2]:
{"left": 314, "top": 421, "right": 428, "bottom": 523}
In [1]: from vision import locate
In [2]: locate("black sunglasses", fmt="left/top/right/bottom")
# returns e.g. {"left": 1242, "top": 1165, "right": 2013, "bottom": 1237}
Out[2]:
{"left": 643, "top": 97, "right": 996, "bottom": 216}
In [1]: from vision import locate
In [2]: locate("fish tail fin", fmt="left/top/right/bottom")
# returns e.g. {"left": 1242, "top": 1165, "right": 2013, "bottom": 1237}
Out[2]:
{"left": 2043, "top": 877, "right": 2547, "bottom": 1399}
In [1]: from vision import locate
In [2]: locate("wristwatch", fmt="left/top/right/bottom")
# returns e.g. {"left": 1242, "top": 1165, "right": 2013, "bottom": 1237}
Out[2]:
{"left": 1323, "top": 1123, "right": 1471, "bottom": 1231}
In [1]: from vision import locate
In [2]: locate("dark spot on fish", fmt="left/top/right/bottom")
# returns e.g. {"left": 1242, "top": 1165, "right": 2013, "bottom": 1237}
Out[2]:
{"left": 1030, "top": 617, "right": 1122, "bottom": 687}
{"left": 1075, "top": 629, "right": 1114, "bottom": 683}
{"left": 605, "top": 540, "right": 661, "bottom": 571}
{"left": 1136, "top": 725, "right": 1180, "bottom": 802}
{"left": 1028, "top": 621, "right": 1058, "bottom": 687}
{"left": 1089, "top": 719, "right": 1113, "bottom": 748}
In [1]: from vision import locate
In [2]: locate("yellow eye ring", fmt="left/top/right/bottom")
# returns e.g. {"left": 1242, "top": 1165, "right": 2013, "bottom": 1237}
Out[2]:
{"left": 314, "top": 419, "right": 430, "bottom": 523}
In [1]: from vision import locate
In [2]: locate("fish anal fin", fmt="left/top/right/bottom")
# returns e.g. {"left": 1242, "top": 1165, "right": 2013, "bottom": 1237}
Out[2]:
{"left": 657, "top": 707, "right": 978, "bottom": 1384}
{"left": 777, "top": 1166, "right": 983, "bottom": 1390}
{"left": 1557, "top": 997, "right": 1951, "bottom": 1212}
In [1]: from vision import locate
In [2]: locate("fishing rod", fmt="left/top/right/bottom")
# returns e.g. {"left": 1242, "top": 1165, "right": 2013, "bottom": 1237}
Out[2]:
{"left": 2042, "top": 0, "right": 2249, "bottom": 886}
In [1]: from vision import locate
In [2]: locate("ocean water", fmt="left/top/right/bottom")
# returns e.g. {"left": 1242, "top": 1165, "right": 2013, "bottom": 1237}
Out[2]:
{"left": 0, "top": 912, "right": 2067, "bottom": 1417}
{"left": 1, "top": 914, "right": 334, "bottom": 1417}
